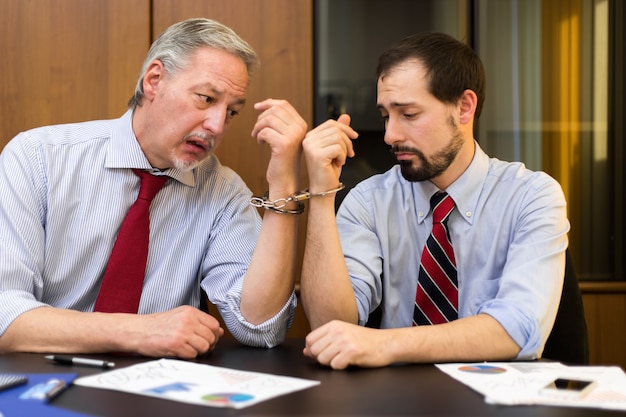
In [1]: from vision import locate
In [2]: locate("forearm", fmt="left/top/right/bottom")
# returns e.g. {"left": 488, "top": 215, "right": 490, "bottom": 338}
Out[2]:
{"left": 388, "top": 314, "right": 520, "bottom": 363}
{"left": 240, "top": 207, "right": 299, "bottom": 324}
{"left": 0, "top": 307, "right": 135, "bottom": 354}
{"left": 1, "top": 305, "right": 223, "bottom": 357}
{"left": 242, "top": 97, "right": 307, "bottom": 325}
{"left": 301, "top": 196, "right": 358, "bottom": 329}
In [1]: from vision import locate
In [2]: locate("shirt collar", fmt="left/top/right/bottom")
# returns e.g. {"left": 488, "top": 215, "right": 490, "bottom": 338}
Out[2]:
{"left": 104, "top": 109, "right": 196, "bottom": 187}
{"left": 413, "top": 141, "right": 488, "bottom": 225}
{"left": 445, "top": 141, "right": 489, "bottom": 225}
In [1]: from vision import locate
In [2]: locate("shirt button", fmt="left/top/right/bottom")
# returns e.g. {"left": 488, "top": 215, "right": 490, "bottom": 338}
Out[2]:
{"left": 465, "top": 211, "right": 472, "bottom": 217}
{"left": 419, "top": 211, "right": 425, "bottom": 217}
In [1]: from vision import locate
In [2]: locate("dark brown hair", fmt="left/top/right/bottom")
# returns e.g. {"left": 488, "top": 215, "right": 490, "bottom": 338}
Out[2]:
{"left": 376, "top": 32, "right": 485, "bottom": 119}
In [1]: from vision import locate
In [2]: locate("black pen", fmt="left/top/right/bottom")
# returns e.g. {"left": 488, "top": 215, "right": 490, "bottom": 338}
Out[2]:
{"left": 45, "top": 355, "right": 115, "bottom": 369}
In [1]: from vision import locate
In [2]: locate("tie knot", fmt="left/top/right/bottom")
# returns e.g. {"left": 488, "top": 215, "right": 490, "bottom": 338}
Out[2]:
{"left": 430, "top": 192, "right": 455, "bottom": 224}
{"left": 133, "top": 169, "right": 168, "bottom": 202}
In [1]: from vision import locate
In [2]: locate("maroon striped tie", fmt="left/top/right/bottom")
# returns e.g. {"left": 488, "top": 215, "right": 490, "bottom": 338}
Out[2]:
{"left": 94, "top": 169, "right": 167, "bottom": 313}
{"left": 413, "top": 192, "right": 458, "bottom": 325}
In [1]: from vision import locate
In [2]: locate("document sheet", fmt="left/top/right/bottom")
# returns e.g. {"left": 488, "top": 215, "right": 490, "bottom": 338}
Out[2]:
{"left": 436, "top": 361, "right": 626, "bottom": 411}
{"left": 75, "top": 359, "right": 320, "bottom": 409}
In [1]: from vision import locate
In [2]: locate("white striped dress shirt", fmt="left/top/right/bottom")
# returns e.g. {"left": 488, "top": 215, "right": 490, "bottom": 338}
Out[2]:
{"left": 0, "top": 110, "right": 296, "bottom": 348}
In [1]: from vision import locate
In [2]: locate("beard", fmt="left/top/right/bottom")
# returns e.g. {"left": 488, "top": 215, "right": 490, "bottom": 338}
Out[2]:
{"left": 171, "top": 157, "right": 202, "bottom": 172}
{"left": 393, "top": 116, "right": 464, "bottom": 182}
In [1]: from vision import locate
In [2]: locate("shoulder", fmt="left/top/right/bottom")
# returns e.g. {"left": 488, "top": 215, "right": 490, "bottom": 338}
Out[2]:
{"left": 351, "top": 165, "right": 406, "bottom": 195}
{"left": 487, "top": 157, "right": 562, "bottom": 191}
{"left": 339, "top": 165, "right": 417, "bottom": 218}
{"left": 13, "top": 117, "right": 120, "bottom": 152}
{"left": 2, "top": 118, "right": 121, "bottom": 172}
{"left": 193, "top": 155, "right": 252, "bottom": 197}
{"left": 26, "top": 117, "right": 117, "bottom": 141}
{"left": 483, "top": 158, "right": 566, "bottom": 211}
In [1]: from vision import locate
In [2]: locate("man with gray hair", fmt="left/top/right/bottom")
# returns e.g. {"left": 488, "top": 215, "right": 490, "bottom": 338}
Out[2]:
{"left": 0, "top": 18, "right": 305, "bottom": 357}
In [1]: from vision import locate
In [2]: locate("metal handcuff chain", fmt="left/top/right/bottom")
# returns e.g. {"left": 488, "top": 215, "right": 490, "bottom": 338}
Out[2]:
{"left": 250, "top": 183, "right": 345, "bottom": 214}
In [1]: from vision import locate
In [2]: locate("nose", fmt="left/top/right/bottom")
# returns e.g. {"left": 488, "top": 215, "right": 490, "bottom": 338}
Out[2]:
{"left": 383, "top": 116, "right": 402, "bottom": 146}
{"left": 202, "top": 106, "right": 227, "bottom": 136}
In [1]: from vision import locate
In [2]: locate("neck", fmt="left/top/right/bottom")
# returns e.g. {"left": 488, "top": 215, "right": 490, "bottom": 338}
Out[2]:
{"left": 431, "top": 139, "right": 475, "bottom": 190}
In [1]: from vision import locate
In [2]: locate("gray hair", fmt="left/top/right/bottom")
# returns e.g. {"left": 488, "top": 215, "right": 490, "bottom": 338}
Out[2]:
{"left": 128, "top": 18, "right": 259, "bottom": 109}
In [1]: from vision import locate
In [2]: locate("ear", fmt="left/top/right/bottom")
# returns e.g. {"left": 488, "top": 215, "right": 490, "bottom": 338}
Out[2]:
{"left": 142, "top": 60, "right": 165, "bottom": 101}
{"left": 458, "top": 89, "right": 477, "bottom": 125}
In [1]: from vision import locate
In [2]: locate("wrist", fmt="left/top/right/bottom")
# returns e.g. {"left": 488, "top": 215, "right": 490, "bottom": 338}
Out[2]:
{"left": 249, "top": 183, "right": 344, "bottom": 215}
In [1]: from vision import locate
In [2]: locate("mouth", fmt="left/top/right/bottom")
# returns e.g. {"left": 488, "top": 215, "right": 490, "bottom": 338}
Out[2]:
{"left": 394, "top": 151, "right": 415, "bottom": 160}
{"left": 186, "top": 138, "right": 208, "bottom": 151}
{"left": 183, "top": 134, "right": 215, "bottom": 155}
{"left": 391, "top": 147, "right": 417, "bottom": 161}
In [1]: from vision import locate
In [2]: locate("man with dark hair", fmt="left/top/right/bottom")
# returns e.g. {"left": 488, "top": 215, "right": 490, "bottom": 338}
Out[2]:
{"left": 300, "top": 32, "right": 569, "bottom": 369}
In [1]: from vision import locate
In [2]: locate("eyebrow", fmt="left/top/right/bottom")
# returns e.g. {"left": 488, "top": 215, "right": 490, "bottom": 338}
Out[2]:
{"left": 200, "top": 83, "right": 247, "bottom": 107}
{"left": 377, "top": 101, "right": 416, "bottom": 111}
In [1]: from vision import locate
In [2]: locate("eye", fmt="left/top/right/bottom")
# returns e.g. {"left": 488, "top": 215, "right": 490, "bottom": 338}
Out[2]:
{"left": 198, "top": 94, "right": 215, "bottom": 104}
{"left": 403, "top": 113, "right": 417, "bottom": 119}
{"left": 226, "top": 109, "right": 239, "bottom": 120}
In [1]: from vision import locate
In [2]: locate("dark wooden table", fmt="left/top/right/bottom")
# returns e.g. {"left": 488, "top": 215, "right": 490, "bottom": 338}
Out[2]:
{"left": 0, "top": 338, "right": 622, "bottom": 416}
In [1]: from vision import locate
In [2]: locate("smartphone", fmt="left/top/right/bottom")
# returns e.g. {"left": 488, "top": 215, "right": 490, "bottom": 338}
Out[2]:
{"left": 540, "top": 378, "right": 597, "bottom": 398}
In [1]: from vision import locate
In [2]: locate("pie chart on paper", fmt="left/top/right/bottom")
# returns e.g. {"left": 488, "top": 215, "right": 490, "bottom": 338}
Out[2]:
{"left": 457, "top": 364, "right": 507, "bottom": 374}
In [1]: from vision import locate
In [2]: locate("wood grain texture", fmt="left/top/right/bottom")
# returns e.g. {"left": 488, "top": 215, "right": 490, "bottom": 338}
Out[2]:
{"left": 581, "top": 283, "right": 626, "bottom": 369}
{"left": 0, "top": 0, "right": 150, "bottom": 147}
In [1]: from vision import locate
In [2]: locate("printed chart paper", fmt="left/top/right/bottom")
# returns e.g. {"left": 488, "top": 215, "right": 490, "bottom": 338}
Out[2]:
{"left": 75, "top": 358, "right": 319, "bottom": 409}
{"left": 436, "top": 361, "right": 626, "bottom": 411}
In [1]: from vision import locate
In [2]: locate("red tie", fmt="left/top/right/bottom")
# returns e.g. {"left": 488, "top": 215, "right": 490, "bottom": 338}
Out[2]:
{"left": 94, "top": 169, "right": 167, "bottom": 313}
{"left": 413, "top": 192, "right": 458, "bottom": 325}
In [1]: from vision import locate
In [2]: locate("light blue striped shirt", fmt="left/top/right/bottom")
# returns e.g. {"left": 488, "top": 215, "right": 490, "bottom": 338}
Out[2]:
{"left": 0, "top": 110, "right": 296, "bottom": 348}
{"left": 337, "top": 143, "right": 570, "bottom": 359}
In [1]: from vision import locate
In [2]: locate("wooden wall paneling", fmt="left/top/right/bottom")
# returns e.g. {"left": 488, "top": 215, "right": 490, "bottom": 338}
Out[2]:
{"left": 152, "top": 0, "right": 314, "bottom": 337}
{"left": 0, "top": 0, "right": 151, "bottom": 151}
{"left": 581, "top": 283, "right": 626, "bottom": 369}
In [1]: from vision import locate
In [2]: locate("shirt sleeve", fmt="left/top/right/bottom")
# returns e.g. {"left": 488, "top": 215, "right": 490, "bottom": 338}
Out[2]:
{"left": 199, "top": 189, "right": 296, "bottom": 348}
{"left": 0, "top": 134, "right": 49, "bottom": 335}
{"left": 469, "top": 174, "right": 570, "bottom": 360}
{"left": 336, "top": 185, "right": 385, "bottom": 326}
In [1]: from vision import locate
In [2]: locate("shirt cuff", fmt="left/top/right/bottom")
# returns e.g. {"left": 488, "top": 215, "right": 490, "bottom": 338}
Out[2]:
{"left": 223, "top": 289, "right": 297, "bottom": 348}
{"left": 476, "top": 299, "right": 542, "bottom": 360}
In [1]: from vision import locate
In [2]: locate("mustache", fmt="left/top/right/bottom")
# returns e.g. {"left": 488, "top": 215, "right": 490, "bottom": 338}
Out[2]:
{"left": 391, "top": 145, "right": 419, "bottom": 154}
{"left": 183, "top": 132, "right": 215, "bottom": 152}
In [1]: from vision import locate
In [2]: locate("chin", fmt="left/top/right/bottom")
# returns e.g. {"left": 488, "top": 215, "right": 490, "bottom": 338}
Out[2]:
{"left": 175, "top": 154, "right": 214, "bottom": 172}
{"left": 180, "top": 162, "right": 201, "bottom": 172}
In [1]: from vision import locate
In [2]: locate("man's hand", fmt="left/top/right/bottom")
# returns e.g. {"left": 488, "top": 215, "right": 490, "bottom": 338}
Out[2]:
{"left": 302, "top": 114, "right": 358, "bottom": 192}
{"left": 303, "top": 320, "right": 392, "bottom": 370}
{"left": 251, "top": 99, "right": 307, "bottom": 192}
{"left": 132, "top": 306, "right": 224, "bottom": 358}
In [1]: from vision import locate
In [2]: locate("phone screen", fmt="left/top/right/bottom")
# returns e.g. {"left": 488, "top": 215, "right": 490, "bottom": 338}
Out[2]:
{"left": 550, "top": 378, "right": 594, "bottom": 391}
{"left": 541, "top": 378, "right": 596, "bottom": 398}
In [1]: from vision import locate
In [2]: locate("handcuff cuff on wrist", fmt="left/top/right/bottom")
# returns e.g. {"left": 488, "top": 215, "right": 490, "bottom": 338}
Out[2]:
{"left": 250, "top": 183, "right": 345, "bottom": 215}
